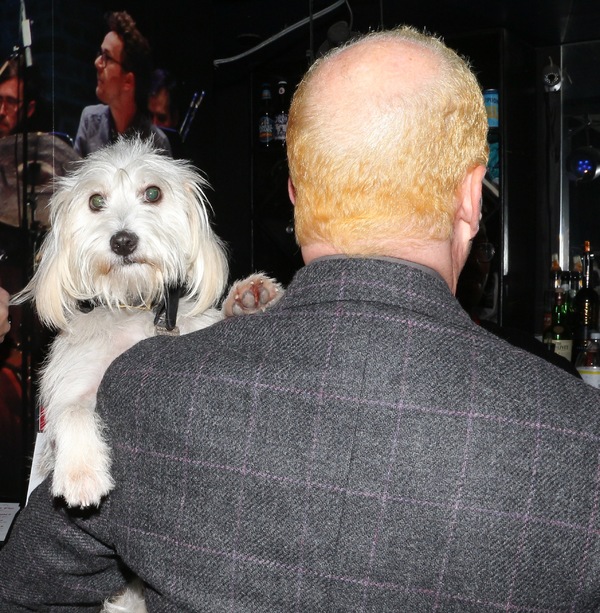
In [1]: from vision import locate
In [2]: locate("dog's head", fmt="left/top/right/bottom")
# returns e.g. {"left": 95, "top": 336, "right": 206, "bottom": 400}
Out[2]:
{"left": 16, "top": 136, "right": 228, "bottom": 329}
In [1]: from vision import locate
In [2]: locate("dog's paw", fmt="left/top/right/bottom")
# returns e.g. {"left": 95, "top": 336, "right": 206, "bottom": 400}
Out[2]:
{"left": 52, "top": 447, "right": 114, "bottom": 508}
{"left": 222, "top": 273, "right": 283, "bottom": 317}
{"left": 52, "top": 465, "right": 115, "bottom": 508}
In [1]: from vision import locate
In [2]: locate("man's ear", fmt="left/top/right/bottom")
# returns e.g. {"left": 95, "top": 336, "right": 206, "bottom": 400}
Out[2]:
{"left": 287, "top": 177, "right": 296, "bottom": 205}
{"left": 123, "top": 71, "right": 135, "bottom": 93}
{"left": 456, "top": 164, "right": 486, "bottom": 239}
{"left": 26, "top": 100, "right": 35, "bottom": 120}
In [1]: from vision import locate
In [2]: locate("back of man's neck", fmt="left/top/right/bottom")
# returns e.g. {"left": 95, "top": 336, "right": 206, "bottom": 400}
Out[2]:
{"left": 301, "top": 241, "right": 454, "bottom": 289}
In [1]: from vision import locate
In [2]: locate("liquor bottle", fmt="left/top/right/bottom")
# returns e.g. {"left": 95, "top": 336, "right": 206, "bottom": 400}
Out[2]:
{"left": 273, "top": 80, "right": 289, "bottom": 146}
{"left": 575, "top": 331, "right": 600, "bottom": 388}
{"left": 484, "top": 89, "right": 500, "bottom": 184}
{"left": 543, "top": 253, "right": 562, "bottom": 331}
{"left": 543, "top": 289, "right": 573, "bottom": 363}
{"left": 550, "top": 253, "right": 562, "bottom": 289}
{"left": 560, "top": 270, "right": 576, "bottom": 338}
{"left": 571, "top": 255, "right": 582, "bottom": 292}
{"left": 258, "top": 83, "right": 274, "bottom": 147}
{"left": 573, "top": 240, "right": 599, "bottom": 361}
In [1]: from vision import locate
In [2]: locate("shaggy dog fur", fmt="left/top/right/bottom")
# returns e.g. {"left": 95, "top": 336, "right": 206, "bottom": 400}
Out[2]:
{"left": 12, "top": 137, "right": 282, "bottom": 611}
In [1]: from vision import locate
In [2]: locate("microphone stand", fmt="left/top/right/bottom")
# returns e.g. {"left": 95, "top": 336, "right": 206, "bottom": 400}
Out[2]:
{"left": 16, "top": 0, "right": 37, "bottom": 505}
{"left": 20, "top": 0, "right": 35, "bottom": 226}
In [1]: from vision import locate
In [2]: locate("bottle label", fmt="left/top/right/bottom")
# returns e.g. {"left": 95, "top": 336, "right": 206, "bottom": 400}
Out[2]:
{"left": 274, "top": 112, "right": 288, "bottom": 142}
{"left": 484, "top": 89, "right": 499, "bottom": 128}
{"left": 550, "top": 339, "right": 573, "bottom": 362}
{"left": 576, "top": 367, "right": 600, "bottom": 389}
{"left": 487, "top": 140, "right": 500, "bottom": 183}
{"left": 259, "top": 116, "right": 274, "bottom": 143}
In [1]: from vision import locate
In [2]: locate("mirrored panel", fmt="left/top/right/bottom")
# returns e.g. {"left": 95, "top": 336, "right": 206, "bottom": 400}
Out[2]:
{"left": 562, "top": 41, "right": 600, "bottom": 266}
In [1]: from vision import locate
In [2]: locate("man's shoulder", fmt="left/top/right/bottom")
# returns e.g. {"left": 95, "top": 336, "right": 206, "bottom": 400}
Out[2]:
{"left": 479, "top": 318, "right": 582, "bottom": 378}
{"left": 150, "top": 125, "right": 173, "bottom": 155}
{"left": 75, "top": 105, "right": 110, "bottom": 156}
{"left": 78, "top": 105, "right": 109, "bottom": 132}
{"left": 79, "top": 104, "right": 109, "bottom": 121}
{"left": 473, "top": 321, "right": 598, "bottom": 406}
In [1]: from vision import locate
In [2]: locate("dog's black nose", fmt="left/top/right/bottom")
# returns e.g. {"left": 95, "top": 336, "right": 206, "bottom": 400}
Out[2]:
{"left": 110, "top": 231, "right": 139, "bottom": 256}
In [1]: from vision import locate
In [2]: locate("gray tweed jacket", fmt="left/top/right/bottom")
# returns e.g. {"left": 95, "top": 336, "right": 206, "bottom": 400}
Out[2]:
{"left": 2, "top": 257, "right": 600, "bottom": 612}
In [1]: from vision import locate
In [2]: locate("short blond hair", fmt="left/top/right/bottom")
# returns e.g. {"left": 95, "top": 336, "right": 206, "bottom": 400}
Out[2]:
{"left": 287, "top": 26, "right": 489, "bottom": 254}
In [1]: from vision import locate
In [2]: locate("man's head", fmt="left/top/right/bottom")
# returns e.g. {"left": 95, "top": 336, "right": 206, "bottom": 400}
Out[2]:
{"left": 287, "top": 26, "right": 488, "bottom": 274}
{"left": 148, "top": 69, "right": 179, "bottom": 128}
{"left": 0, "top": 58, "right": 36, "bottom": 137}
{"left": 94, "top": 11, "right": 152, "bottom": 114}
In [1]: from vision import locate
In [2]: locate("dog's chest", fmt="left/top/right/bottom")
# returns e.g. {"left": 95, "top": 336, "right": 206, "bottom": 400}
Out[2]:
{"left": 67, "top": 302, "right": 222, "bottom": 349}
{"left": 65, "top": 308, "right": 158, "bottom": 357}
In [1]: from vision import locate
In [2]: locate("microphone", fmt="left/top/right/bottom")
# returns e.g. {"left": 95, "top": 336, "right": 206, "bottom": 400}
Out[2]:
{"left": 179, "top": 90, "right": 205, "bottom": 143}
{"left": 20, "top": 0, "right": 33, "bottom": 68}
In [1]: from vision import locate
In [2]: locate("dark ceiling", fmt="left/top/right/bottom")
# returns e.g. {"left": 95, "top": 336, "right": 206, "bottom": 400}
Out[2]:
{"left": 213, "top": 0, "right": 600, "bottom": 68}
{"left": 4, "top": 0, "right": 598, "bottom": 134}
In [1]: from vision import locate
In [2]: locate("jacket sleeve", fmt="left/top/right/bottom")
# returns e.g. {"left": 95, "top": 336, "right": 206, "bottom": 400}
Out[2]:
{"left": 0, "top": 480, "right": 126, "bottom": 611}
{"left": 73, "top": 107, "right": 90, "bottom": 158}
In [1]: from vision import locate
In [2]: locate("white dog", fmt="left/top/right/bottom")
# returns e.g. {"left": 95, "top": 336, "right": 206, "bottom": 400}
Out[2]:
{"left": 13, "top": 137, "right": 281, "bottom": 512}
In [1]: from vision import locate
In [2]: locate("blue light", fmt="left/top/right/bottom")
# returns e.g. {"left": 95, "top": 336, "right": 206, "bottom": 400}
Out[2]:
{"left": 567, "top": 146, "right": 600, "bottom": 182}
{"left": 577, "top": 159, "right": 593, "bottom": 174}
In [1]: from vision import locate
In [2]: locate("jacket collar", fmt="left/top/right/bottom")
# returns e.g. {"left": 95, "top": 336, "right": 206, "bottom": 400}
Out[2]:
{"left": 281, "top": 256, "right": 467, "bottom": 322}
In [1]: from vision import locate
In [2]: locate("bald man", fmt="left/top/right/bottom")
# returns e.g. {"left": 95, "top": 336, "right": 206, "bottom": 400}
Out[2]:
{"left": 2, "top": 27, "right": 600, "bottom": 612}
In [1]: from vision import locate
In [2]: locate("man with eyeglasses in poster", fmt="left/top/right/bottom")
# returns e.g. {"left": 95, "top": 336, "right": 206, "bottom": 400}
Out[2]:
{"left": 0, "top": 57, "right": 37, "bottom": 138}
{"left": 73, "top": 11, "right": 171, "bottom": 158}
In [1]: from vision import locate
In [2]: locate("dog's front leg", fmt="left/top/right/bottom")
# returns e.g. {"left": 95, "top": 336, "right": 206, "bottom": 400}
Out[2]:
{"left": 48, "top": 394, "right": 114, "bottom": 508}
{"left": 40, "top": 329, "right": 122, "bottom": 507}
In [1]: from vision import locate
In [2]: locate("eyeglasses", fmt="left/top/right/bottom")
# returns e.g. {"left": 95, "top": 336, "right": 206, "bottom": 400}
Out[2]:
{"left": 0, "top": 95, "right": 21, "bottom": 112}
{"left": 96, "top": 49, "right": 123, "bottom": 68}
{"left": 473, "top": 242, "right": 496, "bottom": 263}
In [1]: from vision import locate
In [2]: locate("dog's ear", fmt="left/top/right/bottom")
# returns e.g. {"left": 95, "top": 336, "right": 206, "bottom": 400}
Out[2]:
{"left": 181, "top": 180, "right": 229, "bottom": 315}
{"left": 15, "top": 190, "right": 78, "bottom": 329}
{"left": 26, "top": 230, "right": 75, "bottom": 329}
{"left": 189, "top": 232, "right": 229, "bottom": 313}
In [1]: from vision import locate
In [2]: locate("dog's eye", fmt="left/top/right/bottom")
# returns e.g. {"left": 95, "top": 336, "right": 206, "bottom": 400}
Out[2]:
{"left": 89, "top": 194, "right": 106, "bottom": 211}
{"left": 144, "top": 186, "right": 161, "bottom": 203}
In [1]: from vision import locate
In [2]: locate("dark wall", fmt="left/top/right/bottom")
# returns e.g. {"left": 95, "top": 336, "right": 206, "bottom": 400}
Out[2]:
{"left": 0, "top": 1, "right": 558, "bottom": 327}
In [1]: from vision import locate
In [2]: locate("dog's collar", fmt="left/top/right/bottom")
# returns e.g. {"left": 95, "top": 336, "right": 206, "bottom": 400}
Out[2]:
{"left": 153, "top": 285, "right": 182, "bottom": 336}
{"left": 76, "top": 299, "right": 152, "bottom": 313}
{"left": 76, "top": 284, "right": 184, "bottom": 336}
{"left": 77, "top": 299, "right": 99, "bottom": 313}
